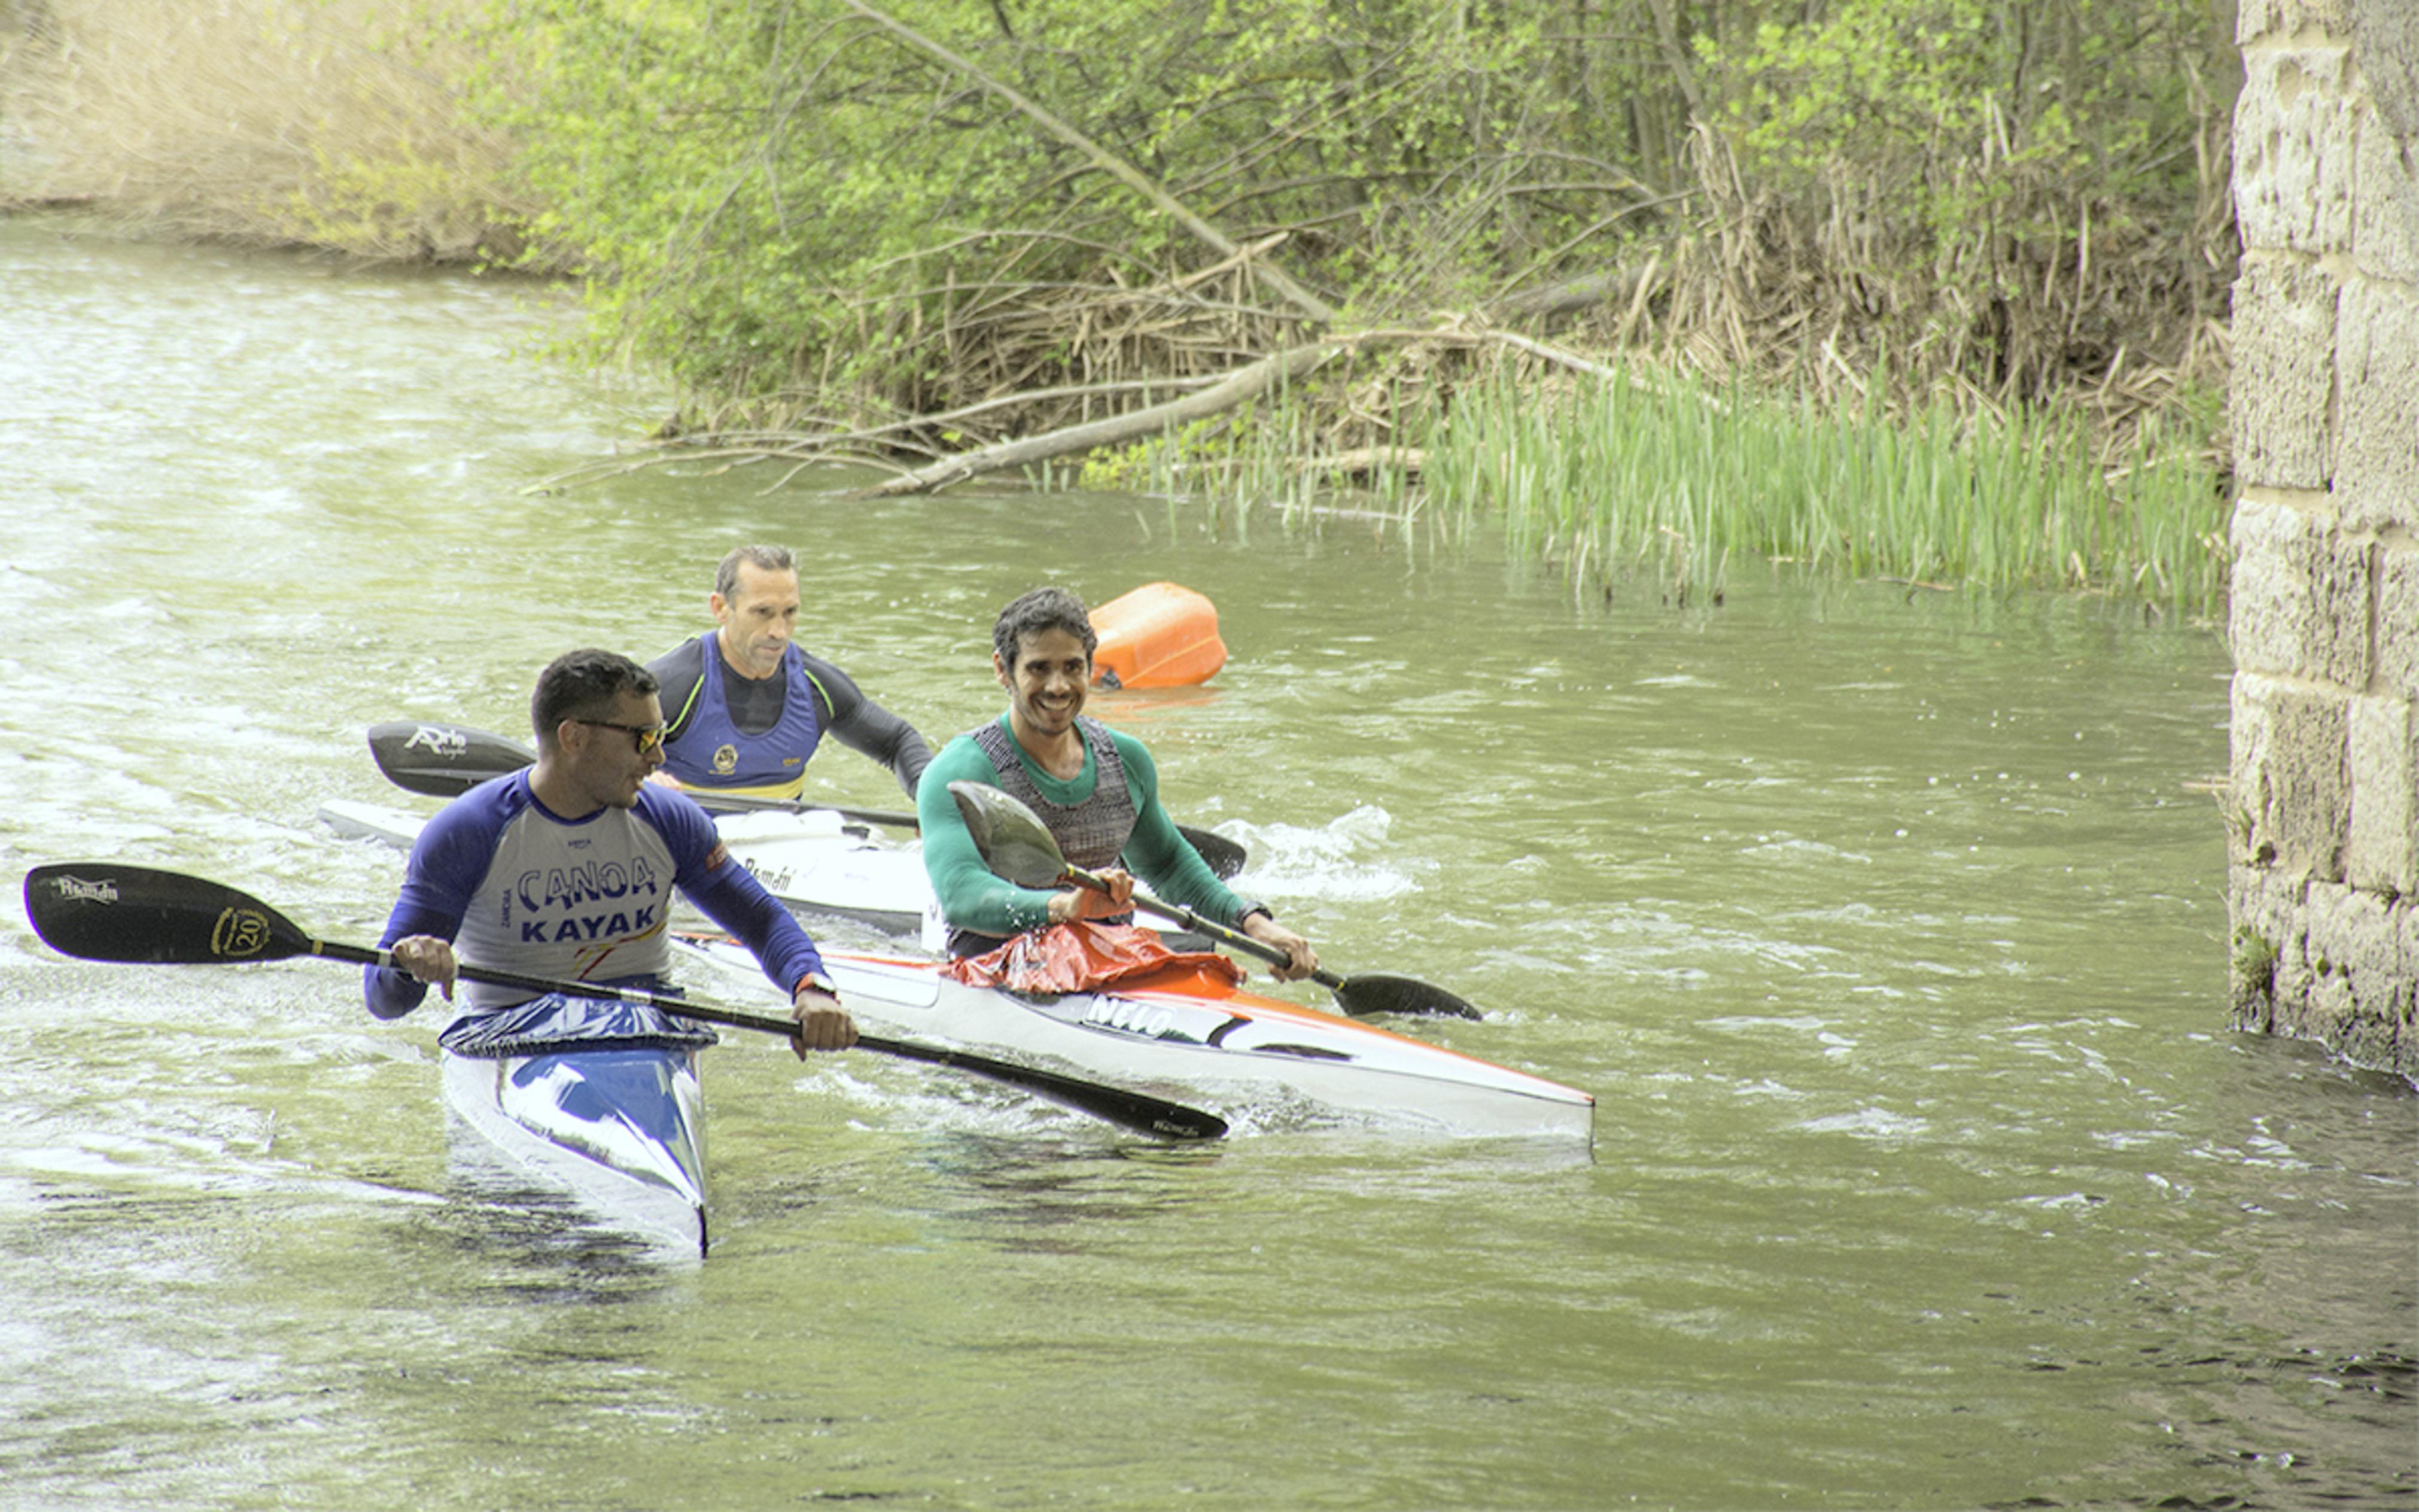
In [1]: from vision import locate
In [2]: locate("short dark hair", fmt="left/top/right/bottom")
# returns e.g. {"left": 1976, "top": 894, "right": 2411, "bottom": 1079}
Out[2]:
{"left": 716, "top": 544, "right": 795, "bottom": 601}
{"left": 531, "top": 649, "right": 660, "bottom": 749}
{"left": 993, "top": 586, "right": 1096, "bottom": 672}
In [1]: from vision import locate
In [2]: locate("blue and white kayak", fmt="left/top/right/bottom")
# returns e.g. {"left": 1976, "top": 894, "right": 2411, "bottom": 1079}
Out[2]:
{"left": 434, "top": 990, "right": 722, "bottom": 1254}
{"left": 318, "top": 796, "right": 931, "bottom": 938}
{"left": 441, "top": 1044, "right": 710, "bottom": 1256}
{"left": 676, "top": 935, "right": 1596, "bottom": 1144}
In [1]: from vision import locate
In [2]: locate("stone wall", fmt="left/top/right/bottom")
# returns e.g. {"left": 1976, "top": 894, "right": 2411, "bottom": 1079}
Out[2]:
{"left": 2227, "top": 0, "right": 2419, "bottom": 1078}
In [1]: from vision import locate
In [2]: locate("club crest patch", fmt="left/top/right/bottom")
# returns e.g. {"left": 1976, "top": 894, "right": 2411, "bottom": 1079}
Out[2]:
{"left": 211, "top": 906, "right": 272, "bottom": 959}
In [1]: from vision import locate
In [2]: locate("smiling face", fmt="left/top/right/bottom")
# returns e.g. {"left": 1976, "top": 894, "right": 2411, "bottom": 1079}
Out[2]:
{"left": 710, "top": 560, "right": 801, "bottom": 681}
{"left": 997, "top": 626, "right": 1092, "bottom": 749}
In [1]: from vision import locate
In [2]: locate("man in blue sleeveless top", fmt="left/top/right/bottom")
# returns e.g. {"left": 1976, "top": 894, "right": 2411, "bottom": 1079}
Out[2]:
{"left": 648, "top": 544, "right": 931, "bottom": 803}
{"left": 916, "top": 586, "right": 1317, "bottom": 978}
{"left": 367, "top": 648, "right": 852, "bottom": 1057}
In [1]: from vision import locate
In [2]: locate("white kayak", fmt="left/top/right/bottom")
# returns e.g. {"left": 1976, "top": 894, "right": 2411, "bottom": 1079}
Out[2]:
{"left": 675, "top": 934, "right": 1596, "bottom": 1144}
{"left": 317, "top": 796, "right": 932, "bottom": 939}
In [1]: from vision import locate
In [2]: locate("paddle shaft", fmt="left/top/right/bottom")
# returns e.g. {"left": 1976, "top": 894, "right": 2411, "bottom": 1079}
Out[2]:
{"left": 368, "top": 720, "right": 1247, "bottom": 877}
{"left": 699, "top": 793, "right": 915, "bottom": 828}
{"left": 1060, "top": 862, "right": 1349, "bottom": 991}
{"left": 313, "top": 935, "right": 811, "bottom": 1037}
{"left": 20, "top": 862, "right": 1224, "bottom": 1139}
{"left": 355, "top": 941, "right": 1225, "bottom": 1139}
{"left": 695, "top": 793, "right": 1253, "bottom": 884}
{"left": 1075, "top": 870, "right": 1476, "bottom": 1018}
{"left": 940, "top": 778, "right": 1483, "bottom": 1020}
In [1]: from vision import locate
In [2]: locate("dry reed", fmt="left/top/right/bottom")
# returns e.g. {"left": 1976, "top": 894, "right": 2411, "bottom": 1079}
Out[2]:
{"left": 0, "top": 0, "right": 527, "bottom": 261}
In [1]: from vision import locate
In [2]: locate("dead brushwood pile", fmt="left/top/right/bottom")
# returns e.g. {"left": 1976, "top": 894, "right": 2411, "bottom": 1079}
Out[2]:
{"left": 3, "top": 0, "right": 2241, "bottom": 504}
{"left": 547, "top": 117, "right": 2235, "bottom": 502}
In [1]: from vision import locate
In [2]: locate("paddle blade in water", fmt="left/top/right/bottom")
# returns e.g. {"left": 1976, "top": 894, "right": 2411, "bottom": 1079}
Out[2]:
{"left": 23, "top": 864, "right": 317, "bottom": 966}
{"left": 1332, "top": 972, "right": 1484, "bottom": 1021}
{"left": 1176, "top": 824, "right": 1247, "bottom": 880}
{"left": 947, "top": 781, "right": 1074, "bottom": 889}
{"left": 368, "top": 720, "right": 534, "bottom": 798}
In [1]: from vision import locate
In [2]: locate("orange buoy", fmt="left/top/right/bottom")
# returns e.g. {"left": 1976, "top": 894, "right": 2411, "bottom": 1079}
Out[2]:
{"left": 1089, "top": 582, "right": 1226, "bottom": 688}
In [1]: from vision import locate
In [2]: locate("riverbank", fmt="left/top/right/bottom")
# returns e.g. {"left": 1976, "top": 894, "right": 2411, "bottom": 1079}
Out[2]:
{"left": 0, "top": 0, "right": 2237, "bottom": 608}
{"left": 1075, "top": 357, "right": 2228, "bottom": 611}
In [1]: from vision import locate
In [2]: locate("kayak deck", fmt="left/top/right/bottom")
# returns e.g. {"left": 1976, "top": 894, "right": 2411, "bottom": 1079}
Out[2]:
{"left": 442, "top": 1046, "right": 710, "bottom": 1256}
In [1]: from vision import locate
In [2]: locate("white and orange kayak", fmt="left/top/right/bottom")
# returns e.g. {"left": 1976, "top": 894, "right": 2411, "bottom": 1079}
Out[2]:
{"left": 674, "top": 934, "right": 1596, "bottom": 1145}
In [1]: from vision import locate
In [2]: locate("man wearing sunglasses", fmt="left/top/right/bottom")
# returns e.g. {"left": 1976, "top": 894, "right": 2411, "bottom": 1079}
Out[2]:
{"left": 648, "top": 544, "right": 931, "bottom": 803}
{"left": 365, "top": 647, "right": 852, "bottom": 1058}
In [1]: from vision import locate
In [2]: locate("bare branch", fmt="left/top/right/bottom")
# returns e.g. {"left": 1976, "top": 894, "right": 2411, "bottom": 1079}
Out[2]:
{"left": 863, "top": 340, "right": 1342, "bottom": 496}
{"left": 835, "top": 0, "right": 1338, "bottom": 327}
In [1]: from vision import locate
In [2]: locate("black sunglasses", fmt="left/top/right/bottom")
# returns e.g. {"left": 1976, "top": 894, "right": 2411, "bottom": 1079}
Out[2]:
{"left": 573, "top": 718, "right": 667, "bottom": 756}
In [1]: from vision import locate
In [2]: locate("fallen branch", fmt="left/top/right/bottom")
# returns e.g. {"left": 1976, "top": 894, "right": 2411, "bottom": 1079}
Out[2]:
{"left": 1304, "top": 446, "right": 1428, "bottom": 476}
{"left": 522, "top": 317, "right": 1739, "bottom": 501}
{"left": 858, "top": 320, "right": 1743, "bottom": 496}
{"left": 863, "top": 339, "right": 1341, "bottom": 496}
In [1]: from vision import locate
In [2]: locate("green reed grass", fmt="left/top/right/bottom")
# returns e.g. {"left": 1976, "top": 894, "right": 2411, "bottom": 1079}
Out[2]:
{"left": 1417, "top": 367, "right": 2228, "bottom": 607}
{"left": 1095, "top": 361, "right": 2229, "bottom": 610}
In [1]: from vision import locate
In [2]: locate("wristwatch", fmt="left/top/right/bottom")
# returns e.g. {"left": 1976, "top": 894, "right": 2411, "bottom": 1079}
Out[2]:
{"left": 1236, "top": 900, "right": 1275, "bottom": 926}
{"left": 798, "top": 971, "right": 841, "bottom": 1001}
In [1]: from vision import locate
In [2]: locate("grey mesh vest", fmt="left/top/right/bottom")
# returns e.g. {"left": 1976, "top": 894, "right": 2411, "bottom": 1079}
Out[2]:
{"left": 950, "top": 716, "right": 1136, "bottom": 955}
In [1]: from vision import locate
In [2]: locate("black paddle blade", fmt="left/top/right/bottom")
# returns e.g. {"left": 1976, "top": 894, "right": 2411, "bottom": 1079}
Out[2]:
{"left": 22, "top": 864, "right": 315, "bottom": 966}
{"left": 367, "top": 720, "right": 533, "bottom": 798}
{"left": 1331, "top": 972, "right": 1483, "bottom": 1021}
{"left": 1176, "top": 824, "right": 1247, "bottom": 880}
{"left": 859, "top": 1034, "right": 1227, "bottom": 1139}
{"left": 948, "top": 781, "right": 1073, "bottom": 889}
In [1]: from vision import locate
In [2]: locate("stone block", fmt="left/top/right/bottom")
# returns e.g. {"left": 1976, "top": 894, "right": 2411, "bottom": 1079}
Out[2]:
{"left": 2380, "top": 541, "right": 2419, "bottom": 698}
{"left": 2333, "top": 278, "right": 2419, "bottom": 532}
{"left": 2346, "top": 693, "right": 2418, "bottom": 893}
{"left": 2236, "top": 44, "right": 2360, "bottom": 254}
{"left": 2230, "top": 862, "right": 2308, "bottom": 943}
{"left": 2229, "top": 493, "right": 2377, "bottom": 683}
{"left": 2329, "top": 1002, "right": 2409, "bottom": 1071}
{"left": 2356, "top": 0, "right": 2419, "bottom": 147}
{"left": 2298, "top": 881, "right": 2418, "bottom": 1074}
{"left": 2353, "top": 106, "right": 2419, "bottom": 282}
{"left": 2240, "top": 0, "right": 2351, "bottom": 48}
{"left": 2308, "top": 873, "right": 2403, "bottom": 976}
{"left": 2232, "top": 671, "right": 2353, "bottom": 881}
{"left": 2228, "top": 862, "right": 2310, "bottom": 1029}
{"left": 2230, "top": 257, "right": 2342, "bottom": 489}
{"left": 2396, "top": 895, "right": 2419, "bottom": 993}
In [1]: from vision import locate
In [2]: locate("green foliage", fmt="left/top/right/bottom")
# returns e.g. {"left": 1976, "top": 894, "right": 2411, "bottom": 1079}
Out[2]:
{"left": 1124, "top": 361, "right": 2230, "bottom": 609}
{"left": 2229, "top": 926, "right": 2278, "bottom": 1021}
{"left": 1408, "top": 366, "right": 2230, "bottom": 607}
{"left": 357, "top": 0, "right": 2238, "bottom": 610}
{"left": 1700, "top": 0, "right": 2217, "bottom": 247}
{"left": 429, "top": 0, "right": 1663, "bottom": 419}
{"left": 1078, "top": 403, "right": 1269, "bottom": 492}
{"left": 279, "top": 132, "right": 510, "bottom": 261}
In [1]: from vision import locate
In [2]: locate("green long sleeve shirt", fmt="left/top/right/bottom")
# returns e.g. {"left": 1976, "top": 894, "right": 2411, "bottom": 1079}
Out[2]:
{"left": 916, "top": 714, "right": 1247, "bottom": 941}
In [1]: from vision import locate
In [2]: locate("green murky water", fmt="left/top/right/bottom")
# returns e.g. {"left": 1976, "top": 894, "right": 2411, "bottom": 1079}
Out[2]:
{"left": 0, "top": 222, "right": 2409, "bottom": 1510}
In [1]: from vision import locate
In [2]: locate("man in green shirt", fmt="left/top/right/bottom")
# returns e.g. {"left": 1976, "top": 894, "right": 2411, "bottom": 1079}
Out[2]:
{"left": 917, "top": 586, "right": 1317, "bottom": 979}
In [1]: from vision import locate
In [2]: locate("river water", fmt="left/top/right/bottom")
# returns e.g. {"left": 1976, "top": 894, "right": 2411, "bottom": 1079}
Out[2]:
{"left": 0, "top": 221, "right": 2410, "bottom": 1510}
